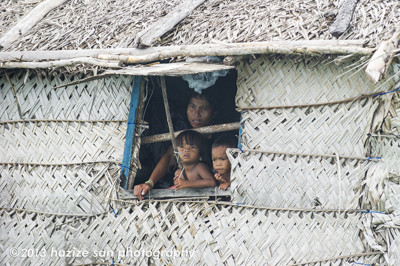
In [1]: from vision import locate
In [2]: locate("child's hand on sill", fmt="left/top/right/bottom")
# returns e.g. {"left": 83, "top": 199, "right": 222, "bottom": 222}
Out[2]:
{"left": 214, "top": 172, "right": 227, "bottom": 183}
{"left": 219, "top": 181, "right": 230, "bottom": 191}
{"left": 174, "top": 175, "right": 188, "bottom": 190}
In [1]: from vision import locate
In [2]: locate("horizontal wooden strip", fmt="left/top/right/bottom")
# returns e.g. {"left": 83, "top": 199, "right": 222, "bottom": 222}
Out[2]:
{"left": 0, "top": 40, "right": 369, "bottom": 62}
{"left": 142, "top": 122, "right": 240, "bottom": 144}
{"left": 103, "top": 62, "right": 234, "bottom": 76}
{"left": 231, "top": 148, "right": 380, "bottom": 161}
{"left": 0, "top": 119, "right": 127, "bottom": 124}
{"left": 120, "top": 187, "right": 230, "bottom": 199}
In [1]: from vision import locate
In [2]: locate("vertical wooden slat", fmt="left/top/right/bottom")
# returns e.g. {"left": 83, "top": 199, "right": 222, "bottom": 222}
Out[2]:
{"left": 160, "top": 76, "right": 187, "bottom": 179}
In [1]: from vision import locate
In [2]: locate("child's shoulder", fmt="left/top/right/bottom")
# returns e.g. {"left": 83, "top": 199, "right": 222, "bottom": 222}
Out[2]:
{"left": 193, "top": 162, "right": 213, "bottom": 178}
{"left": 194, "top": 162, "right": 211, "bottom": 171}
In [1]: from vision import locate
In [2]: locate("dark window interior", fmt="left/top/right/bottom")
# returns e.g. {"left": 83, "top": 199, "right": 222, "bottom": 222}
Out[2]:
{"left": 133, "top": 70, "right": 239, "bottom": 195}
{"left": 143, "top": 70, "right": 240, "bottom": 133}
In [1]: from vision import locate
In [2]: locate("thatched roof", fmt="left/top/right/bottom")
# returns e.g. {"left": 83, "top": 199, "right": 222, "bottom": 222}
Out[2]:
{"left": 0, "top": 0, "right": 399, "bottom": 79}
{"left": 163, "top": 0, "right": 398, "bottom": 47}
{"left": 0, "top": 0, "right": 399, "bottom": 52}
{"left": 0, "top": 0, "right": 37, "bottom": 39}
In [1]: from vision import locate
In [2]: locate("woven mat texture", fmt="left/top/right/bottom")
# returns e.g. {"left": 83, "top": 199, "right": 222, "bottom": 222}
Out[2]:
{"left": 0, "top": 202, "right": 379, "bottom": 266}
{"left": 364, "top": 212, "right": 400, "bottom": 266}
{"left": 365, "top": 136, "right": 400, "bottom": 214}
{"left": 369, "top": 136, "right": 400, "bottom": 177}
{"left": 235, "top": 55, "right": 397, "bottom": 108}
{"left": 240, "top": 98, "right": 379, "bottom": 158}
{"left": 1, "top": 63, "right": 399, "bottom": 264}
{"left": 228, "top": 149, "right": 370, "bottom": 209}
{"left": 0, "top": 121, "right": 126, "bottom": 164}
{"left": 387, "top": 228, "right": 400, "bottom": 265}
{"left": 0, "top": 71, "right": 133, "bottom": 120}
{"left": 0, "top": 71, "right": 133, "bottom": 217}
{"left": 0, "top": 163, "right": 119, "bottom": 215}
{"left": 384, "top": 180, "right": 400, "bottom": 215}
{"left": 388, "top": 90, "right": 400, "bottom": 134}
{"left": 364, "top": 136, "right": 400, "bottom": 214}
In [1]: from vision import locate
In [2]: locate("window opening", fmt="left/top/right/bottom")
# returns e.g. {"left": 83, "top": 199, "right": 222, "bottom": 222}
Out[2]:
{"left": 127, "top": 70, "right": 240, "bottom": 201}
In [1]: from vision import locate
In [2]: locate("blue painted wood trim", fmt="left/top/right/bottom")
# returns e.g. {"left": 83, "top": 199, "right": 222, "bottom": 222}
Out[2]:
{"left": 121, "top": 76, "right": 141, "bottom": 189}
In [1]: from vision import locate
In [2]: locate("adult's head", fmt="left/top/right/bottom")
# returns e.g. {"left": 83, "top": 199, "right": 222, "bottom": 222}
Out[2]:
{"left": 186, "top": 92, "right": 217, "bottom": 129}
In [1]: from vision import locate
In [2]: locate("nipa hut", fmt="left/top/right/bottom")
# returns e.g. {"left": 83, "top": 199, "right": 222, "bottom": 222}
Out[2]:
{"left": 1, "top": 0, "right": 400, "bottom": 265}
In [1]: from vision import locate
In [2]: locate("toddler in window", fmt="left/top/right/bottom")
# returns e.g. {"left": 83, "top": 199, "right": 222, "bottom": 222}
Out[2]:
{"left": 212, "top": 134, "right": 237, "bottom": 190}
{"left": 173, "top": 130, "right": 216, "bottom": 190}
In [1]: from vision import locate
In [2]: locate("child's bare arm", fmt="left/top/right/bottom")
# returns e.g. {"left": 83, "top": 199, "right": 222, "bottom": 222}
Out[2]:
{"left": 174, "top": 169, "right": 182, "bottom": 178}
{"left": 175, "top": 164, "right": 216, "bottom": 190}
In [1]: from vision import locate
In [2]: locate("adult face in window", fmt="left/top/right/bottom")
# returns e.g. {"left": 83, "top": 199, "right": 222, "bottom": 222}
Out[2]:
{"left": 186, "top": 95, "right": 215, "bottom": 129}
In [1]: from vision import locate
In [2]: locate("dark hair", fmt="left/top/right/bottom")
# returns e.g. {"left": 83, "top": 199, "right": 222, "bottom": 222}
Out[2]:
{"left": 187, "top": 91, "right": 217, "bottom": 114}
{"left": 176, "top": 130, "right": 210, "bottom": 165}
{"left": 212, "top": 134, "right": 237, "bottom": 149}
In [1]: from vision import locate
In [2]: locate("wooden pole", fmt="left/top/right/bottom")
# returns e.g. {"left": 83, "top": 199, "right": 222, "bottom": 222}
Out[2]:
{"left": 0, "top": 40, "right": 367, "bottom": 61}
{"left": 137, "top": 0, "right": 206, "bottom": 47}
{"left": 365, "top": 27, "right": 400, "bottom": 84}
{"left": 0, "top": 0, "right": 68, "bottom": 50}
{"left": 98, "top": 42, "right": 373, "bottom": 64}
{"left": 160, "top": 76, "right": 187, "bottom": 179}
{"left": 0, "top": 57, "right": 122, "bottom": 69}
{"left": 329, "top": 0, "right": 359, "bottom": 38}
{"left": 141, "top": 122, "right": 240, "bottom": 144}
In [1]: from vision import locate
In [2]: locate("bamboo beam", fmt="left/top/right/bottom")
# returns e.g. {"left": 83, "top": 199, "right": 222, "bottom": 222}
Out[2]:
{"left": 137, "top": 0, "right": 206, "bottom": 47}
{"left": 0, "top": 40, "right": 369, "bottom": 62}
{"left": 0, "top": 0, "right": 68, "bottom": 50}
{"left": 0, "top": 57, "right": 122, "bottom": 69}
{"left": 141, "top": 122, "right": 240, "bottom": 144}
{"left": 329, "top": 0, "right": 359, "bottom": 38}
{"left": 98, "top": 43, "right": 373, "bottom": 64}
{"left": 0, "top": 48, "right": 148, "bottom": 62}
{"left": 365, "top": 26, "right": 400, "bottom": 84}
{"left": 103, "top": 62, "right": 234, "bottom": 77}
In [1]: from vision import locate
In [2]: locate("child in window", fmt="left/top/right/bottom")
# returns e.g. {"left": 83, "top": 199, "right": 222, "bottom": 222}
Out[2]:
{"left": 212, "top": 134, "right": 237, "bottom": 190}
{"left": 173, "top": 130, "right": 217, "bottom": 190}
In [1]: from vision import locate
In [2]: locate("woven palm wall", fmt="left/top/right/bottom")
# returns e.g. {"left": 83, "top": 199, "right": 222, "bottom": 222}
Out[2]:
{"left": 1, "top": 59, "right": 398, "bottom": 266}
{"left": 230, "top": 55, "right": 400, "bottom": 265}
{"left": 383, "top": 64, "right": 400, "bottom": 134}
{"left": 228, "top": 149, "right": 374, "bottom": 210}
{"left": 0, "top": 71, "right": 133, "bottom": 214}
{"left": 233, "top": 55, "right": 398, "bottom": 207}
{"left": 0, "top": 201, "right": 385, "bottom": 265}
{"left": 368, "top": 136, "right": 400, "bottom": 215}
